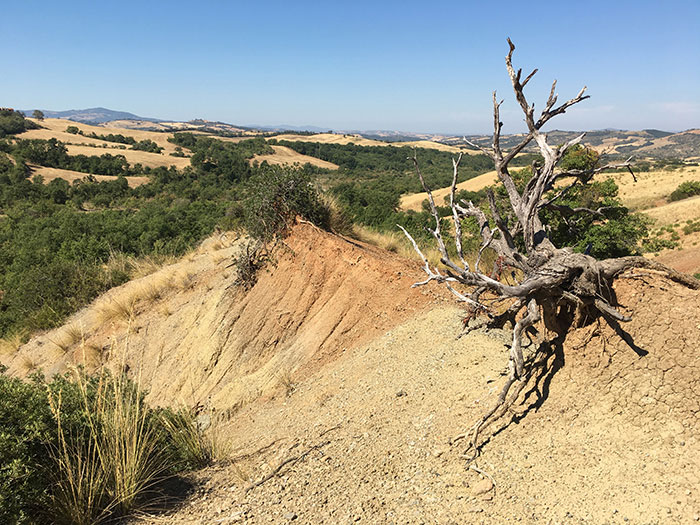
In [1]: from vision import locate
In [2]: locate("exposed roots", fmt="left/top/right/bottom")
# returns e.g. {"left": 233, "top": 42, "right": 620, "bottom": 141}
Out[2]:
{"left": 399, "top": 39, "right": 700, "bottom": 468}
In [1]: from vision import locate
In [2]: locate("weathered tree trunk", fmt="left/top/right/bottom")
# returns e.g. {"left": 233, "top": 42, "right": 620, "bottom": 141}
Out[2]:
{"left": 401, "top": 39, "right": 700, "bottom": 461}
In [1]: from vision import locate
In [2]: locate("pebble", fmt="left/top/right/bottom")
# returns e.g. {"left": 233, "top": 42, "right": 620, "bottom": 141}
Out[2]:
{"left": 471, "top": 478, "right": 494, "bottom": 496}
{"left": 283, "top": 512, "right": 298, "bottom": 520}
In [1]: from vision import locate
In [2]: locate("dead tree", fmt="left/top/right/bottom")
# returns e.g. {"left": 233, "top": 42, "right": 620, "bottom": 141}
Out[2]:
{"left": 401, "top": 39, "right": 699, "bottom": 460}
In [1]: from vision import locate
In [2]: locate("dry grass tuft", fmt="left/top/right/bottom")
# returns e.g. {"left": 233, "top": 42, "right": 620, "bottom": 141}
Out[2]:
{"left": 278, "top": 370, "right": 297, "bottom": 397}
{"left": 175, "top": 271, "right": 197, "bottom": 291}
{"left": 98, "top": 297, "right": 136, "bottom": 324}
{"left": 161, "top": 408, "right": 233, "bottom": 468}
{"left": 160, "top": 305, "right": 173, "bottom": 317}
{"left": 104, "top": 251, "right": 178, "bottom": 281}
{"left": 0, "top": 331, "right": 26, "bottom": 356}
{"left": 76, "top": 342, "right": 106, "bottom": 368}
{"left": 47, "top": 369, "right": 170, "bottom": 523}
{"left": 19, "top": 355, "right": 40, "bottom": 374}
{"left": 354, "top": 226, "right": 443, "bottom": 266}
{"left": 49, "top": 324, "right": 84, "bottom": 354}
{"left": 133, "top": 280, "right": 171, "bottom": 304}
{"left": 212, "top": 253, "right": 228, "bottom": 264}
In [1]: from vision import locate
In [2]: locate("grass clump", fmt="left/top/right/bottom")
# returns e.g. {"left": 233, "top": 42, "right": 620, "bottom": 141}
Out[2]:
{"left": 0, "top": 367, "right": 220, "bottom": 524}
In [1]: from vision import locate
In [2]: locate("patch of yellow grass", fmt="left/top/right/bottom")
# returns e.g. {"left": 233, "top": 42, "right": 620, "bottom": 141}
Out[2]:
{"left": 49, "top": 324, "right": 85, "bottom": 354}
{"left": 175, "top": 271, "right": 197, "bottom": 291}
{"left": 353, "top": 226, "right": 442, "bottom": 267}
{"left": 104, "top": 252, "right": 178, "bottom": 280}
{"left": 30, "top": 166, "right": 149, "bottom": 188}
{"left": 132, "top": 278, "right": 175, "bottom": 304}
{"left": 252, "top": 145, "right": 339, "bottom": 170}
{"left": 595, "top": 165, "right": 700, "bottom": 211}
{"left": 98, "top": 297, "right": 136, "bottom": 325}
{"left": 642, "top": 195, "right": 700, "bottom": 227}
{"left": 64, "top": 144, "right": 190, "bottom": 169}
{"left": 0, "top": 331, "right": 26, "bottom": 356}
{"left": 399, "top": 170, "right": 499, "bottom": 212}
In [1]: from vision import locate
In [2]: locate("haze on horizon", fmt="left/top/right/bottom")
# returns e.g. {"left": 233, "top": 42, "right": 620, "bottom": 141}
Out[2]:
{"left": 3, "top": 0, "right": 699, "bottom": 135}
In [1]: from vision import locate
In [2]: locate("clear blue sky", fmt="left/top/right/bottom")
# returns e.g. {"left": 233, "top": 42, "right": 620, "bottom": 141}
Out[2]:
{"left": 3, "top": 0, "right": 699, "bottom": 134}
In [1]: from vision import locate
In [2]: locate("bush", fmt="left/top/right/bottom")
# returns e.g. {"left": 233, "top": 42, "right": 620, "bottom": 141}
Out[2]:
{"left": 243, "top": 167, "right": 331, "bottom": 243}
{"left": 131, "top": 139, "right": 163, "bottom": 154}
{"left": 0, "top": 368, "right": 212, "bottom": 524}
{"left": 669, "top": 180, "right": 700, "bottom": 202}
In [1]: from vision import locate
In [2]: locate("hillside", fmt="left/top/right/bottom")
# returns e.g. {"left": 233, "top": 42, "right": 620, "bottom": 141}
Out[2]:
{"left": 3, "top": 223, "right": 699, "bottom": 523}
{"left": 22, "top": 107, "right": 159, "bottom": 124}
{"left": 446, "top": 129, "right": 700, "bottom": 158}
{"left": 133, "top": 269, "right": 700, "bottom": 524}
{"left": 2, "top": 223, "right": 439, "bottom": 410}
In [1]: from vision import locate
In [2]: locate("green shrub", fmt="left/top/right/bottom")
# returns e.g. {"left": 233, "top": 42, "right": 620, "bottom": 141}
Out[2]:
{"left": 669, "top": 180, "right": 700, "bottom": 202}
{"left": 0, "top": 368, "right": 212, "bottom": 524}
{"left": 641, "top": 236, "right": 678, "bottom": 253}
{"left": 243, "top": 167, "right": 331, "bottom": 243}
{"left": 0, "top": 369, "right": 55, "bottom": 524}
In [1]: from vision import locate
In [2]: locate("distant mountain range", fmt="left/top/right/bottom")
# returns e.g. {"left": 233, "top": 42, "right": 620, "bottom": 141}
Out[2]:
{"left": 21, "top": 107, "right": 162, "bottom": 124}
{"left": 20, "top": 107, "right": 700, "bottom": 158}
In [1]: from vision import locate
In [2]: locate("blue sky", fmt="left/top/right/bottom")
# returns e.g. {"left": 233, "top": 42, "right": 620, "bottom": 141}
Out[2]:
{"left": 3, "top": 0, "right": 699, "bottom": 134}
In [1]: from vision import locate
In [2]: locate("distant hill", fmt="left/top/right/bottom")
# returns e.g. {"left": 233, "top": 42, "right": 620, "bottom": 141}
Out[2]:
{"left": 18, "top": 106, "right": 699, "bottom": 158}
{"left": 22, "top": 107, "right": 161, "bottom": 124}
{"left": 441, "top": 128, "right": 700, "bottom": 159}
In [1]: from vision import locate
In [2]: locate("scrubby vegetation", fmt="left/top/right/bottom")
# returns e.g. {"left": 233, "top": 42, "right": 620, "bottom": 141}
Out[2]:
{"left": 131, "top": 139, "right": 163, "bottom": 153}
{"left": 0, "top": 366, "right": 214, "bottom": 524}
{"left": 0, "top": 109, "right": 39, "bottom": 137}
{"left": 669, "top": 180, "right": 700, "bottom": 201}
{"left": 0, "top": 122, "right": 326, "bottom": 338}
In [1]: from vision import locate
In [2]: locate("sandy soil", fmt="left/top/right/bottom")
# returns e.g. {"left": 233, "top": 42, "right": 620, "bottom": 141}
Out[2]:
{"left": 3, "top": 223, "right": 439, "bottom": 410}
{"left": 129, "top": 270, "right": 700, "bottom": 525}
{"left": 252, "top": 145, "right": 340, "bottom": 170}
{"left": 30, "top": 165, "right": 149, "bottom": 187}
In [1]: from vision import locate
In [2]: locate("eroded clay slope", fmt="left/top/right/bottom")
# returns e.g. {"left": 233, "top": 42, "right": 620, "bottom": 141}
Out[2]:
{"left": 132, "top": 272, "right": 700, "bottom": 524}
{"left": 2, "top": 222, "right": 438, "bottom": 410}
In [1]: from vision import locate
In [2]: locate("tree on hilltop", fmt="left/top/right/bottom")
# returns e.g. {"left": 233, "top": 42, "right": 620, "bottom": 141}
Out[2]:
{"left": 32, "top": 110, "right": 45, "bottom": 121}
{"left": 401, "top": 39, "right": 700, "bottom": 461}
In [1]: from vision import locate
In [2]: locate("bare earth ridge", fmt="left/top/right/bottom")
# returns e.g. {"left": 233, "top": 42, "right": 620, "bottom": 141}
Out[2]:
{"left": 3, "top": 224, "right": 698, "bottom": 524}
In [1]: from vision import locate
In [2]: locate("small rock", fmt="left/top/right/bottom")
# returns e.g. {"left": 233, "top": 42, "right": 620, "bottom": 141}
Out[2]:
{"left": 283, "top": 512, "right": 298, "bottom": 521}
{"left": 432, "top": 448, "right": 445, "bottom": 457}
{"left": 471, "top": 478, "right": 494, "bottom": 496}
{"left": 396, "top": 390, "right": 407, "bottom": 397}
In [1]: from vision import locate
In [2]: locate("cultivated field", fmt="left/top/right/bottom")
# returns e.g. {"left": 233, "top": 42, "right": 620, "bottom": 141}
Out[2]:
{"left": 31, "top": 166, "right": 150, "bottom": 187}
{"left": 399, "top": 170, "right": 499, "bottom": 211}
{"left": 270, "top": 133, "right": 479, "bottom": 154}
{"left": 252, "top": 145, "right": 340, "bottom": 169}
{"left": 22, "top": 118, "right": 181, "bottom": 154}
